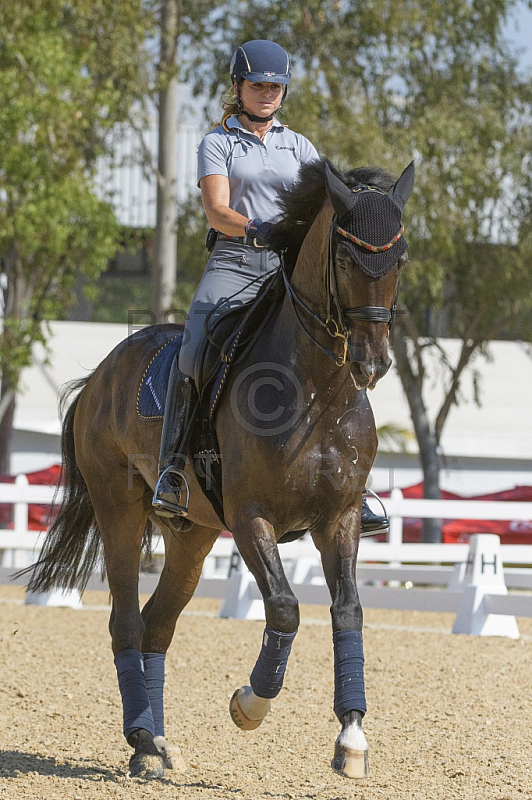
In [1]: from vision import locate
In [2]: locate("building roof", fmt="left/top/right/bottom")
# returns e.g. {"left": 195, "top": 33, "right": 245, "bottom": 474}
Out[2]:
{"left": 13, "top": 321, "right": 532, "bottom": 462}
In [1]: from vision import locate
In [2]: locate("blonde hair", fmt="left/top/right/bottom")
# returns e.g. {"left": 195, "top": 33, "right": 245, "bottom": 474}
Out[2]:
{"left": 219, "top": 84, "right": 240, "bottom": 126}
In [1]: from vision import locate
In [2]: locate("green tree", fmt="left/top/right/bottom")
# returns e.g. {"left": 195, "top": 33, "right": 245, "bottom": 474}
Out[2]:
{"left": 0, "top": 0, "right": 153, "bottom": 470}
{"left": 374, "top": 2, "right": 532, "bottom": 540}
{"left": 92, "top": 195, "right": 209, "bottom": 324}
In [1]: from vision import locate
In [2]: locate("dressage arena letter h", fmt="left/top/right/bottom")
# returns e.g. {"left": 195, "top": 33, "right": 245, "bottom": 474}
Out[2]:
{"left": 452, "top": 534, "right": 519, "bottom": 638}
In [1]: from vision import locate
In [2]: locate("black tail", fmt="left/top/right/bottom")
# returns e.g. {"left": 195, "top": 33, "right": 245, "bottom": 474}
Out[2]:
{"left": 20, "top": 377, "right": 103, "bottom": 593}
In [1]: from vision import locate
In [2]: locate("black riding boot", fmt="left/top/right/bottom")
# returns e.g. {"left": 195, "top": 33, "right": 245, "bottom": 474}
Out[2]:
{"left": 152, "top": 357, "right": 198, "bottom": 518}
{"left": 361, "top": 489, "right": 390, "bottom": 536}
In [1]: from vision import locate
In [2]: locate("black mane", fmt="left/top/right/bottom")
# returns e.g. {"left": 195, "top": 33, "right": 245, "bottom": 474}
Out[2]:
{"left": 269, "top": 158, "right": 396, "bottom": 274}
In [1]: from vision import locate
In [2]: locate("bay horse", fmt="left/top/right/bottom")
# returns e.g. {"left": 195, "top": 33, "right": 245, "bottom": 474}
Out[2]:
{"left": 25, "top": 158, "right": 414, "bottom": 780}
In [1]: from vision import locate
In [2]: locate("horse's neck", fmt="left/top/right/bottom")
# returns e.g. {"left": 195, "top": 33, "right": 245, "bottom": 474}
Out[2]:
{"left": 271, "top": 202, "right": 351, "bottom": 397}
{"left": 289, "top": 202, "right": 332, "bottom": 310}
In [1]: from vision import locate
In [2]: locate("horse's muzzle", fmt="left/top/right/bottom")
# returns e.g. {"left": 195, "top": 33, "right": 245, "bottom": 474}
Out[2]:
{"left": 350, "top": 357, "right": 391, "bottom": 390}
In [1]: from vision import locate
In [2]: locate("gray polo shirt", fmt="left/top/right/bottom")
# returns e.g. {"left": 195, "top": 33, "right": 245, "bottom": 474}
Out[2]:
{"left": 197, "top": 115, "right": 319, "bottom": 223}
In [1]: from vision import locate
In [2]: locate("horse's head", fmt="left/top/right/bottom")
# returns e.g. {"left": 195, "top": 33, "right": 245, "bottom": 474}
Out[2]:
{"left": 325, "top": 161, "right": 415, "bottom": 389}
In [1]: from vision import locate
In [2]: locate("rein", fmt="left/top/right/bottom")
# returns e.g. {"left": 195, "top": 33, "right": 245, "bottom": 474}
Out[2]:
{"left": 282, "top": 217, "right": 397, "bottom": 367}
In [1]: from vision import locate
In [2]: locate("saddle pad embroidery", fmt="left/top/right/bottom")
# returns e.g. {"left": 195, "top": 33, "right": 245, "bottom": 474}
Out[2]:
{"left": 136, "top": 334, "right": 183, "bottom": 420}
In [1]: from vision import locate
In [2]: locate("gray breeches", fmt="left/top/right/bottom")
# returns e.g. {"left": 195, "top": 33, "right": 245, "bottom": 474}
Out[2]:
{"left": 178, "top": 240, "right": 280, "bottom": 380}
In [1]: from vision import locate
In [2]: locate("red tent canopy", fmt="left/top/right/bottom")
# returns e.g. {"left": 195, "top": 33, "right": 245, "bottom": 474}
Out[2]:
{"left": 379, "top": 482, "right": 532, "bottom": 544}
{"left": 0, "top": 464, "right": 61, "bottom": 530}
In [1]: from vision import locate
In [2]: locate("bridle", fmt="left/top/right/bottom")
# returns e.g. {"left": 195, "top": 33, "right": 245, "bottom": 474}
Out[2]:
{"left": 282, "top": 216, "right": 399, "bottom": 367}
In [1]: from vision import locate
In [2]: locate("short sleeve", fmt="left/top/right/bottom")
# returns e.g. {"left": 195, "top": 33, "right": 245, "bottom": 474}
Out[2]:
{"left": 197, "top": 131, "right": 230, "bottom": 186}
{"left": 298, "top": 135, "right": 320, "bottom": 165}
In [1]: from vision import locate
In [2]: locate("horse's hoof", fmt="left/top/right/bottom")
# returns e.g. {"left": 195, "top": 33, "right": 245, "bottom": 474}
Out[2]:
{"left": 127, "top": 728, "right": 165, "bottom": 779}
{"left": 229, "top": 686, "right": 271, "bottom": 731}
{"left": 128, "top": 752, "right": 165, "bottom": 779}
{"left": 331, "top": 743, "right": 369, "bottom": 779}
{"left": 153, "top": 735, "right": 187, "bottom": 771}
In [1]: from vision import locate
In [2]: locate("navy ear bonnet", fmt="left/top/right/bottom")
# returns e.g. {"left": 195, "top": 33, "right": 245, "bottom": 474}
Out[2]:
{"left": 325, "top": 161, "right": 415, "bottom": 277}
{"left": 337, "top": 190, "right": 408, "bottom": 277}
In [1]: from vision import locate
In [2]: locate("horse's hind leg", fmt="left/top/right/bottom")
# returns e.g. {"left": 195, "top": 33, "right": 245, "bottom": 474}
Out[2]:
{"left": 229, "top": 517, "right": 299, "bottom": 730}
{"left": 85, "top": 468, "right": 165, "bottom": 779}
{"left": 139, "top": 523, "right": 219, "bottom": 770}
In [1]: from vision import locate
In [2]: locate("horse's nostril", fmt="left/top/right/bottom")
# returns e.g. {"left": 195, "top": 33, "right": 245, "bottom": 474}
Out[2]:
{"left": 350, "top": 363, "right": 373, "bottom": 389}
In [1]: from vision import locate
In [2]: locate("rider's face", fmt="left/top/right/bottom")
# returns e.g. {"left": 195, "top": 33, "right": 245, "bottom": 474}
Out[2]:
{"left": 237, "top": 80, "right": 284, "bottom": 118}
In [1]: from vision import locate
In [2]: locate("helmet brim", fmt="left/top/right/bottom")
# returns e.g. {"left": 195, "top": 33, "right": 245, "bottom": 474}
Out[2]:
{"left": 241, "top": 72, "right": 291, "bottom": 84}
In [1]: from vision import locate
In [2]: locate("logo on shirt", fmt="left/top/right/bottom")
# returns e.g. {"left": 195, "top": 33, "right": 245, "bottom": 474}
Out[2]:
{"left": 276, "top": 146, "right": 296, "bottom": 151}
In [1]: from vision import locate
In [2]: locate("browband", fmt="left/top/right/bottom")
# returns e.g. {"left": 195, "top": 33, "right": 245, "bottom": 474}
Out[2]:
{"left": 337, "top": 224, "right": 404, "bottom": 253}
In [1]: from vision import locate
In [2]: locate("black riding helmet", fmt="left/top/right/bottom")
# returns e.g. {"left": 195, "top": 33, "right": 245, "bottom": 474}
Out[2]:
{"left": 230, "top": 39, "right": 291, "bottom": 122}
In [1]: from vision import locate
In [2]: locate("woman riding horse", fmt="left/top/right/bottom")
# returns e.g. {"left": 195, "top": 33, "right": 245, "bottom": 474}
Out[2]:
{"left": 23, "top": 155, "right": 414, "bottom": 780}
{"left": 152, "top": 38, "right": 388, "bottom": 535}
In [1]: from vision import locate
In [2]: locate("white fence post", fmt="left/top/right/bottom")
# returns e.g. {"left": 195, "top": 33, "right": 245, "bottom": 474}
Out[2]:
{"left": 387, "top": 487, "right": 404, "bottom": 582}
{"left": 1, "top": 475, "right": 31, "bottom": 569}
{"left": 388, "top": 487, "right": 404, "bottom": 547}
{"left": 452, "top": 534, "right": 519, "bottom": 638}
{"left": 2, "top": 477, "right": 81, "bottom": 608}
{"left": 13, "top": 474, "right": 30, "bottom": 536}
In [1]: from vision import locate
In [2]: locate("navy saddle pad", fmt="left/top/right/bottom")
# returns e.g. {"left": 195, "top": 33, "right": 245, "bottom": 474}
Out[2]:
{"left": 137, "top": 333, "right": 183, "bottom": 420}
{"left": 136, "top": 328, "right": 243, "bottom": 423}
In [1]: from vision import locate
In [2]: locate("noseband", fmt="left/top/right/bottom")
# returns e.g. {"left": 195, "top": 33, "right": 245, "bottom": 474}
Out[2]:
{"left": 282, "top": 217, "right": 398, "bottom": 367}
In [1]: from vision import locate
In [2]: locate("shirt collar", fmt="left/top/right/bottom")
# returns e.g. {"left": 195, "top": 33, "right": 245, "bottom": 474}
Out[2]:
{"left": 224, "top": 114, "right": 284, "bottom": 133}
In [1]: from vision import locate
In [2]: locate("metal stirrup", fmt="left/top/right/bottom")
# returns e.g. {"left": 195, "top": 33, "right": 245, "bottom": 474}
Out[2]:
{"left": 360, "top": 487, "right": 390, "bottom": 539}
{"left": 153, "top": 466, "right": 190, "bottom": 515}
{"left": 363, "top": 486, "right": 389, "bottom": 518}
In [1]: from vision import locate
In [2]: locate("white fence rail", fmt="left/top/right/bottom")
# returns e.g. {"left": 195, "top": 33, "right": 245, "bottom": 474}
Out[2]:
{"left": 3, "top": 477, "right": 532, "bottom": 566}
{"left": 2, "top": 477, "right": 532, "bottom": 636}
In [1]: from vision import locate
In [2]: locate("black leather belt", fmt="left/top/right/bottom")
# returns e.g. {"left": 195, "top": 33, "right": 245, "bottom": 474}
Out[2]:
{"left": 217, "top": 233, "right": 265, "bottom": 248}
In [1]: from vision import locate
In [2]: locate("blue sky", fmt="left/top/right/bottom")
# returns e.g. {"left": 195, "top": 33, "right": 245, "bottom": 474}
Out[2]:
{"left": 504, "top": 2, "right": 532, "bottom": 69}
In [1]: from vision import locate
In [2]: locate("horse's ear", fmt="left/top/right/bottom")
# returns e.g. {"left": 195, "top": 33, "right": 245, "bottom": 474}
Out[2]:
{"left": 324, "top": 163, "right": 358, "bottom": 218}
{"left": 387, "top": 161, "right": 415, "bottom": 212}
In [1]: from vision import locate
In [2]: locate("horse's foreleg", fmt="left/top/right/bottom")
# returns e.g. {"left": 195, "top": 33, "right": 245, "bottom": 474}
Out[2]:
{"left": 139, "top": 524, "right": 219, "bottom": 770}
{"left": 316, "top": 511, "right": 369, "bottom": 779}
{"left": 229, "top": 518, "right": 299, "bottom": 730}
